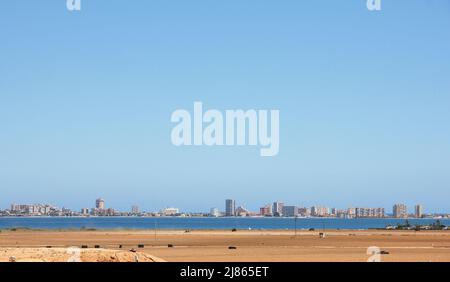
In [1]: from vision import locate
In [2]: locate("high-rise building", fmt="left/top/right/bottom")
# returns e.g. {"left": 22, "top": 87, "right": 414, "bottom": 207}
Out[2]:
{"left": 347, "top": 208, "right": 356, "bottom": 218}
{"left": 282, "top": 206, "right": 299, "bottom": 217}
{"left": 81, "top": 208, "right": 89, "bottom": 215}
{"left": 335, "top": 209, "right": 347, "bottom": 218}
{"left": 415, "top": 205, "right": 424, "bottom": 218}
{"left": 259, "top": 204, "right": 272, "bottom": 216}
{"left": 95, "top": 198, "right": 105, "bottom": 210}
{"left": 10, "top": 203, "right": 19, "bottom": 212}
{"left": 355, "top": 208, "right": 385, "bottom": 218}
{"left": 272, "top": 201, "right": 284, "bottom": 217}
{"left": 298, "top": 207, "right": 310, "bottom": 217}
{"left": 311, "top": 206, "right": 329, "bottom": 217}
{"left": 331, "top": 208, "right": 337, "bottom": 216}
{"left": 225, "top": 199, "right": 235, "bottom": 217}
{"left": 393, "top": 204, "right": 407, "bottom": 218}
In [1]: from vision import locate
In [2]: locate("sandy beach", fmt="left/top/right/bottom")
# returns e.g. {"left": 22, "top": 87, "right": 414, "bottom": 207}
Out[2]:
{"left": 1, "top": 229, "right": 450, "bottom": 262}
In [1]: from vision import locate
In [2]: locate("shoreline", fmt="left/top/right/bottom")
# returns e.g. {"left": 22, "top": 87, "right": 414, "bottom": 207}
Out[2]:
{"left": 2, "top": 217, "right": 448, "bottom": 233}
{"left": 0, "top": 216, "right": 450, "bottom": 231}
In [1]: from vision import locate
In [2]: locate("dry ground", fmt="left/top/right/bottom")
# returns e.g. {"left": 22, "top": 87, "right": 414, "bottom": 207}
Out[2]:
{"left": 1, "top": 229, "right": 450, "bottom": 262}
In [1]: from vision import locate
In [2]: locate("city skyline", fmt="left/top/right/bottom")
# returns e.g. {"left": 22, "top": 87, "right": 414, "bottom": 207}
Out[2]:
{"left": 3, "top": 197, "right": 448, "bottom": 218}
{"left": 2, "top": 196, "right": 448, "bottom": 215}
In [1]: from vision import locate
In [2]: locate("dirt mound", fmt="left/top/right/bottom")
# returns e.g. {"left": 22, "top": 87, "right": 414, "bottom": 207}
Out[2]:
{"left": 0, "top": 248, "right": 165, "bottom": 262}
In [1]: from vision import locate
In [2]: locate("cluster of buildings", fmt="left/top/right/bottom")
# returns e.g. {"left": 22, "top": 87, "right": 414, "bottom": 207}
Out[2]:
{"left": 2, "top": 199, "right": 115, "bottom": 217}
{"left": 219, "top": 199, "right": 428, "bottom": 219}
{"left": 0, "top": 198, "right": 190, "bottom": 217}
{"left": 86, "top": 198, "right": 117, "bottom": 216}
{"left": 0, "top": 198, "right": 438, "bottom": 219}
{"left": 80, "top": 199, "right": 183, "bottom": 217}
{"left": 6, "top": 203, "right": 75, "bottom": 216}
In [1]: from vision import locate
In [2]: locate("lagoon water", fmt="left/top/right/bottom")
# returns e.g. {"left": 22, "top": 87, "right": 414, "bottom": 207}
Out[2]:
{"left": 0, "top": 217, "right": 449, "bottom": 230}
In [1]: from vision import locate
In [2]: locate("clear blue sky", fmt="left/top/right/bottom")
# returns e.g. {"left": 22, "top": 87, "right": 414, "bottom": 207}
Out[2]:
{"left": 1, "top": 1, "right": 449, "bottom": 213}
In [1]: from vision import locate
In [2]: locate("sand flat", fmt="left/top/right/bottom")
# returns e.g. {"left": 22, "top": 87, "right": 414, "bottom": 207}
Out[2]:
{"left": 1, "top": 229, "right": 450, "bottom": 262}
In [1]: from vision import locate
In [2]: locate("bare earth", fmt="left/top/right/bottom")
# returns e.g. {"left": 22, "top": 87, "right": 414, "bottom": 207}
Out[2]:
{"left": 1, "top": 229, "right": 450, "bottom": 262}
{"left": 0, "top": 248, "right": 164, "bottom": 262}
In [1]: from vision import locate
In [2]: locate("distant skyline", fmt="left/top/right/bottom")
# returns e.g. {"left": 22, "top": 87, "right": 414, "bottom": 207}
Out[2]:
{"left": 0, "top": 198, "right": 442, "bottom": 216}
{"left": 1, "top": 1, "right": 450, "bottom": 213}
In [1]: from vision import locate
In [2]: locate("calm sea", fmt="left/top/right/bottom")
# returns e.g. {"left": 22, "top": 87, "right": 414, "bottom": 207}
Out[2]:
{"left": 0, "top": 217, "right": 449, "bottom": 230}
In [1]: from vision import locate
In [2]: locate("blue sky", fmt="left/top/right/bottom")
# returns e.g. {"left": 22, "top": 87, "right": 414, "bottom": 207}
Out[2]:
{"left": 1, "top": 0, "right": 449, "bottom": 213}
